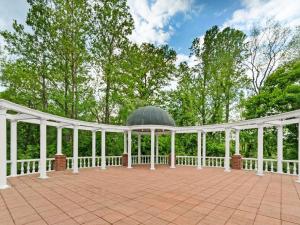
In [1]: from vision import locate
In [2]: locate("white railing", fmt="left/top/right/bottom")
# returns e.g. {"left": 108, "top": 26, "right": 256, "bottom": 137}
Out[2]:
{"left": 132, "top": 155, "right": 151, "bottom": 164}
{"left": 243, "top": 158, "right": 257, "bottom": 171}
{"left": 206, "top": 157, "right": 225, "bottom": 167}
{"left": 67, "top": 156, "right": 122, "bottom": 169}
{"left": 18, "top": 159, "right": 40, "bottom": 175}
{"left": 176, "top": 156, "right": 197, "bottom": 166}
{"left": 263, "top": 159, "right": 277, "bottom": 173}
{"left": 282, "top": 160, "right": 298, "bottom": 175}
{"left": 157, "top": 155, "right": 169, "bottom": 164}
{"left": 242, "top": 158, "right": 299, "bottom": 176}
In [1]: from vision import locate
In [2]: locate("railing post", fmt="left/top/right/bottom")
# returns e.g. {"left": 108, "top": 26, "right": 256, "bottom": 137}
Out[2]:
{"left": 101, "top": 129, "right": 106, "bottom": 170}
{"left": 73, "top": 126, "right": 79, "bottom": 173}
{"left": 297, "top": 120, "right": 300, "bottom": 183}
{"left": 127, "top": 130, "right": 132, "bottom": 168}
{"left": 0, "top": 108, "right": 9, "bottom": 189}
{"left": 155, "top": 134, "right": 159, "bottom": 164}
{"left": 150, "top": 129, "right": 155, "bottom": 170}
{"left": 170, "top": 130, "right": 175, "bottom": 169}
{"left": 10, "top": 120, "right": 17, "bottom": 177}
{"left": 224, "top": 128, "right": 231, "bottom": 172}
{"left": 257, "top": 124, "right": 264, "bottom": 176}
{"left": 277, "top": 125, "right": 283, "bottom": 174}
{"left": 92, "top": 130, "right": 96, "bottom": 167}
{"left": 197, "top": 130, "right": 202, "bottom": 169}
{"left": 202, "top": 132, "right": 206, "bottom": 167}
{"left": 138, "top": 134, "right": 141, "bottom": 164}
{"left": 39, "top": 119, "right": 48, "bottom": 179}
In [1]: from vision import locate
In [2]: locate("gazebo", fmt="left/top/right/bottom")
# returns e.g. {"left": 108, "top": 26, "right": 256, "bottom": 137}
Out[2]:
{"left": 124, "top": 106, "right": 176, "bottom": 170}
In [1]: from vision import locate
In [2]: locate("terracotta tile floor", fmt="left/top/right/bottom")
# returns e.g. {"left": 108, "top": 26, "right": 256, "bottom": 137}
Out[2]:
{"left": 1, "top": 166, "right": 300, "bottom": 225}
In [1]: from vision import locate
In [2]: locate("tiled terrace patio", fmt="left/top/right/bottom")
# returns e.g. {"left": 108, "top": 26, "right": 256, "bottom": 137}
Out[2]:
{"left": 1, "top": 166, "right": 300, "bottom": 225}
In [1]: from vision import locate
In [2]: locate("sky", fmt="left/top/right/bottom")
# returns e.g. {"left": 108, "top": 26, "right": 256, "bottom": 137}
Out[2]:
{"left": 1, "top": 0, "right": 300, "bottom": 65}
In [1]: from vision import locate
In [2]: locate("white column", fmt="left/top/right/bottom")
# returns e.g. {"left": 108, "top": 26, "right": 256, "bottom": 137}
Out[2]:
{"left": 101, "top": 129, "right": 106, "bottom": 170}
{"left": 155, "top": 134, "right": 159, "bottom": 164}
{"left": 257, "top": 125, "right": 264, "bottom": 176}
{"left": 170, "top": 130, "right": 175, "bottom": 169}
{"left": 92, "top": 130, "right": 96, "bottom": 167}
{"left": 138, "top": 134, "right": 141, "bottom": 164}
{"left": 127, "top": 130, "right": 132, "bottom": 168}
{"left": 224, "top": 128, "right": 231, "bottom": 172}
{"left": 39, "top": 119, "right": 48, "bottom": 178}
{"left": 10, "top": 120, "right": 17, "bottom": 177}
{"left": 297, "top": 121, "right": 300, "bottom": 183}
{"left": 123, "top": 132, "right": 127, "bottom": 154}
{"left": 202, "top": 132, "right": 206, "bottom": 167}
{"left": 197, "top": 130, "right": 202, "bottom": 169}
{"left": 235, "top": 129, "right": 240, "bottom": 155}
{"left": 0, "top": 109, "right": 9, "bottom": 189}
{"left": 56, "top": 127, "right": 62, "bottom": 155}
{"left": 150, "top": 129, "right": 155, "bottom": 170}
{"left": 73, "top": 126, "right": 78, "bottom": 173}
{"left": 277, "top": 125, "right": 283, "bottom": 174}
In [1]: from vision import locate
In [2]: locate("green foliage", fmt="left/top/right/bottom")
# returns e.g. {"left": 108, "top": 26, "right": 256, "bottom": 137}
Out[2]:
{"left": 0, "top": 1, "right": 298, "bottom": 161}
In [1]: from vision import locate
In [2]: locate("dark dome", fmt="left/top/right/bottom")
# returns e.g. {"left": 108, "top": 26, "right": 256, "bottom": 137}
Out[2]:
{"left": 126, "top": 106, "right": 175, "bottom": 126}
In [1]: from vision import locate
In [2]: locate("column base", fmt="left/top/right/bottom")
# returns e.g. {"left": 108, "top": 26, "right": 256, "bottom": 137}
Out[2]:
{"left": 54, "top": 154, "right": 67, "bottom": 171}
{"left": 150, "top": 167, "right": 155, "bottom": 170}
{"left": 122, "top": 154, "right": 128, "bottom": 167}
{"left": 127, "top": 166, "right": 133, "bottom": 169}
{"left": 197, "top": 166, "right": 202, "bottom": 170}
{"left": 256, "top": 172, "right": 264, "bottom": 176}
{"left": 38, "top": 175, "right": 49, "bottom": 179}
{"left": 296, "top": 179, "right": 300, "bottom": 183}
{"left": 0, "top": 184, "right": 10, "bottom": 189}
{"left": 231, "top": 154, "right": 243, "bottom": 170}
{"left": 224, "top": 168, "right": 231, "bottom": 172}
{"left": 170, "top": 166, "right": 176, "bottom": 169}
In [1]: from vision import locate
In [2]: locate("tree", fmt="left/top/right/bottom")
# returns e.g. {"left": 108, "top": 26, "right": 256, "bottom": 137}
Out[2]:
{"left": 245, "top": 20, "right": 291, "bottom": 94}
{"left": 115, "top": 43, "right": 177, "bottom": 123}
{"left": 191, "top": 26, "right": 248, "bottom": 123}
{"left": 90, "top": 0, "right": 134, "bottom": 123}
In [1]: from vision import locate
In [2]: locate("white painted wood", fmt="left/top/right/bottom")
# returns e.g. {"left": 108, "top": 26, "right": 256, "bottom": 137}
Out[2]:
{"left": 197, "top": 130, "right": 202, "bottom": 169}
{"left": 73, "top": 126, "right": 79, "bottom": 173}
{"left": 150, "top": 129, "right": 155, "bottom": 170}
{"left": 101, "top": 129, "right": 106, "bottom": 170}
{"left": 10, "top": 120, "right": 17, "bottom": 177}
{"left": 297, "top": 121, "right": 300, "bottom": 183}
{"left": 235, "top": 129, "right": 240, "bottom": 155}
{"left": 127, "top": 130, "right": 132, "bottom": 168}
{"left": 0, "top": 109, "right": 9, "bottom": 189}
{"left": 138, "top": 134, "right": 141, "bottom": 164}
{"left": 123, "top": 132, "right": 127, "bottom": 154}
{"left": 257, "top": 125, "right": 264, "bottom": 176}
{"left": 170, "top": 130, "right": 175, "bottom": 169}
{"left": 56, "top": 127, "right": 62, "bottom": 155}
{"left": 155, "top": 134, "right": 159, "bottom": 164}
{"left": 39, "top": 119, "right": 48, "bottom": 179}
{"left": 202, "top": 132, "right": 206, "bottom": 167}
{"left": 277, "top": 125, "right": 283, "bottom": 173}
{"left": 224, "top": 128, "right": 231, "bottom": 172}
{"left": 92, "top": 130, "right": 96, "bottom": 167}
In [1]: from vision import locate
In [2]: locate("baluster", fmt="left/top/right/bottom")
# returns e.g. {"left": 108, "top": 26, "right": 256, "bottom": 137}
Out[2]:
{"left": 287, "top": 162, "right": 290, "bottom": 174}
{"left": 21, "top": 162, "right": 24, "bottom": 175}
{"left": 245, "top": 160, "right": 248, "bottom": 170}
{"left": 32, "top": 161, "right": 36, "bottom": 173}
{"left": 255, "top": 160, "right": 257, "bottom": 171}
{"left": 293, "top": 162, "right": 297, "bottom": 175}
{"left": 271, "top": 161, "right": 274, "bottom": 172}
{"left": 264, "top": 161, "right": 268, "bottom": 172}
{"left": 250, "top": 160, "right": 253, "bottom": 170}
{"left": 26, "top": 162, "right": 31, "bottom": 174}
{"left": 49, "top": 160, "right": 52, "bottom": 171}
{"left": 84, "top": 158, "right": 87, "bottom": 168}
{"left": 67, "top": 159, "right": 70, "bottom": 169}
